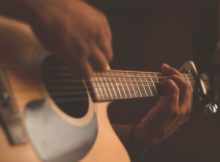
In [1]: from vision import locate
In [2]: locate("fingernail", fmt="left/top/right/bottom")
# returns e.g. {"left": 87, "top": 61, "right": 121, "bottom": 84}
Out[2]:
{"left": 162, "top": 63, "right": 170, "bottom": 68}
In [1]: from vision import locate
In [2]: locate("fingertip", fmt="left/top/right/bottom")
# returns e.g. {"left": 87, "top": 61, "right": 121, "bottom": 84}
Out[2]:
{"left": 162, "top": 63, "right": 170, "bottom": 68}
{"left": 161, "top": 63, "right": 171, "bottom": 74}
{"left": 161, "top": 63, "right": 171, "bottom": 70}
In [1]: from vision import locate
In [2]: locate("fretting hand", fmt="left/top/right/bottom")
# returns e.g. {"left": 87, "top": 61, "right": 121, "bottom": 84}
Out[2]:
{"left": 134, "top": 64, "right": 193, "bottom": 149}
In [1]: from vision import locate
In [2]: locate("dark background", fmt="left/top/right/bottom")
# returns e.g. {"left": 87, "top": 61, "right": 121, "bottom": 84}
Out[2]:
{"left": 87, "top": 0, "right": 220, "bottom": 161}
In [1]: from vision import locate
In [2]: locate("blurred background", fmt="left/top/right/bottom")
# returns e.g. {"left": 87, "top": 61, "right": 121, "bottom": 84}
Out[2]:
{"left": 87, "top": 0, "right": 220, "bottom": 161}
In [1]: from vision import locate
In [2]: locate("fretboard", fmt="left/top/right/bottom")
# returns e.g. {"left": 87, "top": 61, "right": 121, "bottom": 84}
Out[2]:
{"left": 89, "top": 70, "right": 195, "bottom": 102}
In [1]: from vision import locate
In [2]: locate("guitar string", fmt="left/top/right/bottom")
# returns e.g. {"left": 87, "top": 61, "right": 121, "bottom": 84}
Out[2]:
{"left": 44, "top": 63, "right": 195, "bottom": 101}
{"left": 44, "top": 76, "right": 196, "bottom": 91}
{"left": 44, "top": 80, "right": 196, "bottom": 102}
{"left": 44, "top": 68, "right": 194, "bottom": 78}
{"left": 45, "top": 79, "right": 195, "bottom": 90}
{"left": 43, "top": 68, "right": 195, "bottom": 101}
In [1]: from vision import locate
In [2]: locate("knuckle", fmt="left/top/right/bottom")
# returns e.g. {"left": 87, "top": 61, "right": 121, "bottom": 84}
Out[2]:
{"left": 170, "top": 67, "right": 179, "bottom": 74}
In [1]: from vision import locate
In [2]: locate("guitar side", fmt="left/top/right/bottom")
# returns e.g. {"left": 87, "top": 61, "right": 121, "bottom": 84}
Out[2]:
{"left": 0, "top": 17, "right": 130, "bottom": 162}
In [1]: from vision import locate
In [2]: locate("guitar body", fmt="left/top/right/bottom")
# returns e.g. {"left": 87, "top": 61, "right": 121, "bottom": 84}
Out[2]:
{"left": 0, "top": 17, "right": 130, "bottom": 162}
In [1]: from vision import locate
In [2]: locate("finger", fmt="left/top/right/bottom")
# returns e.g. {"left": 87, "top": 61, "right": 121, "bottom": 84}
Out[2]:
{"left": 56, "top": 39, "right": 94, "bottom": 78}
{"left": 101, "top": 14, "right": 112, "bottom": 43}
{"left": 96, "top": 33, "right": 113, "bottom": 62}
{"left": 169, "top": 75, "right": 193, "bottom": 107}
{"left": 161, "top": 64, "right": 182, "bottom": 76}
{"left": 94, "top": 14, "right": 113, "bottom": 62}
{"left": 89, "top": 45, "right": 110, "bottom": 72}
{"left": 169, "top": 75, "right": 192, "bottom": 123}
{"left": 159, "top": 78, "right": 179, "bottom": 111}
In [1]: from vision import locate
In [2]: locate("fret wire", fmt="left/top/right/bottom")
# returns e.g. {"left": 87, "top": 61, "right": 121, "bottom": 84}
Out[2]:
{"left": 92, "top": 76, "right": 103, "bottom": 100}
{"left": 112, "top": 71, "right": 122, "bottom": 99}
{"left": 145, "top": 73, "right": 153, "bottom": 96}
{"left": 96, "top": 74, "right": 108, "bottom": 101}
{"left": 108, "top": 72, "right": 117, "bottom": 100}
{"left": 144, "top": 73, "right": 154, "bottom": 96}
{"left": 45, "top": 70, "right": 195, "bottom": 101}
{"left": 45, "top": 73, "right": 194, "bottom": 81}
{"left": 46, "top": 74, "right": 194, "bottom": 82}
{"left": 45, "top": 83, "right": 196, "bottom": 102}
{"left": 101, "top": 73, "right": 113, "bottom": 100}
{"left": 149, "top": 73, "right": 157, "bottom": 96}
{"left": 127, "top": 73, "right": 137, "bottom": 98}
{"left": 123, "top": 72, "right": 132, "bottom": 98}
{"left": 150, "top": 75, "right": 156, "bottom": 95}
{"left": 45, "top": 67, "right": 193, "bottom": 78}
{"left": 132, "top": 73, "right": 142, "bottom": 97}
{"left": 47, "top": 77, "right": 164, "bottom": 85}
{"left": 138, "top": 73, "right": 148, "bottom": 97}
{"left": 44, "top": 65, "right": 196, "bottom": 102}
{"left": 109, "top": 71, "right": 119, "bottom": 99}
{"left": 116, "top": 73, "right": 126, "bottom": 97}
{"left": 47, "top": 79, "right": 163, "bottom": 84}
{"left": 47, "top": 84, "right": 162, "bottom": 91}
{"left": 44, "top": 77, "right": 195, "bottom": 84}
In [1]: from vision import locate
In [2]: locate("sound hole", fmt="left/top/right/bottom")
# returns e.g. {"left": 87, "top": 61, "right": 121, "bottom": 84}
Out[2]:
{"left": 42, "top": 56, "right": 89, "bottom": 118}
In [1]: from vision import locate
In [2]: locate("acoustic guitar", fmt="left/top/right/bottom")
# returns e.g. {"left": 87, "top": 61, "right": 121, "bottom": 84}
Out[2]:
{"left": 0, "top": 17, "right": 210, "bottom": 162}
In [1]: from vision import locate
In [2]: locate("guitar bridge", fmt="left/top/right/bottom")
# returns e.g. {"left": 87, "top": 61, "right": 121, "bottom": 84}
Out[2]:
{"left": 0, "top": 70, "right": 27, "bottom": 145}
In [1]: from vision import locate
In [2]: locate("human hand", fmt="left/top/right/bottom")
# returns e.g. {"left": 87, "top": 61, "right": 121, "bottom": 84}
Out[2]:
{"left": 22, "top": 0, "right": 113, "bottom": 78}
{"left": 134, "top": 64, "right": 193, "bottom": 149}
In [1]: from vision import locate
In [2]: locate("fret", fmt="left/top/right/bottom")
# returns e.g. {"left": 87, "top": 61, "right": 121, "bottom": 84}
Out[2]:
{"left": 131, "top": 73, "right": 142, "bottom": 97}
{"left": 108, "top": 72, "right": 118, "bottom": 100}
{"left": 117, "top": 72, "right": 127, "bottom": 99}
{"left": 142, "top": 73, "right": 152, "bottom": 97}
{"left": 127, "top": 72, "right": 138, "bottom": 98}
{"left": 91, "top": 76, "right": 103, "bottom": 101}
{"left": 122, "top": 72, "right": 132, "bottom": 98}
{"left": 102, "top": 73, "right": 114, "bottom": 100}
{"left": 144, "top": 73, "right": 153, "bottom": 96}
{"left": 150, "top": 73, "right": 158, "bottom": 96}
{"left": 88, "top": 70, "right": 195, "bottom": 102}
{"left": 44, "top": 57, "right": 197, "bottom": 103}
{"left": 100, "top": 74, "right": 109, "bottom": 100}
{"left": 112, "top": 72, "right": 123, "bottom": 99}
{"left": 137, "top": 73, "right": 148, "bottom": 97}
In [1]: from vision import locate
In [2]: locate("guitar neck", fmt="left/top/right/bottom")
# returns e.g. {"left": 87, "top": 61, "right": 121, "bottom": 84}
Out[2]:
{"left": 89, "top": 70, "right": 195, "bottom": 102}
{"left": 41, "top": 57, "right": 196, "bottom": 103}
